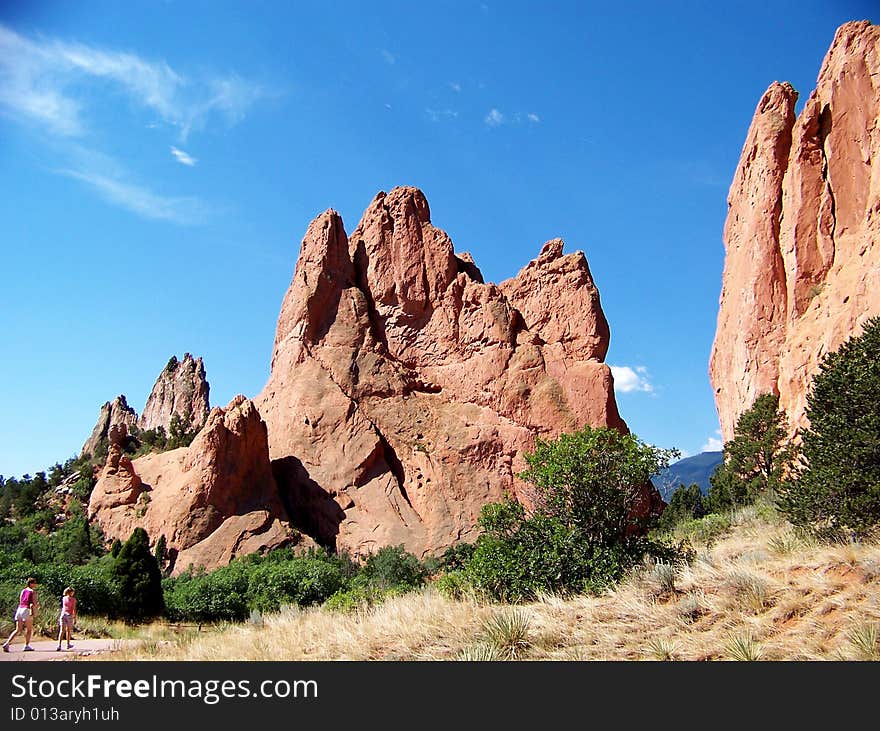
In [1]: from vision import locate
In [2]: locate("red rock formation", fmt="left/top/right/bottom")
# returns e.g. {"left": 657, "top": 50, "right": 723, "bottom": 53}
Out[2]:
{"left": 138, "top": 353, "right": 210, "bottom": 433}
{"left": 81, "top": 395, "right": 138, "bottom": 458}
{"left": 88, "top": 396, "right": 299, "bottom": 573}
{"left": 257, "top": 186, "right": 641, "bottom": 558}
{"left": 710, "top": 21, "right": 880, "bottom": 440}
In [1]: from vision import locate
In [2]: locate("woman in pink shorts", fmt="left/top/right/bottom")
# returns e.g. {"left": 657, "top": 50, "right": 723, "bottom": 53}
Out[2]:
{"left": 2, "top": 577, "right": 39, "bottom": 652}
{"left": 56, "top": 587, "right": 77, "bottom": 651}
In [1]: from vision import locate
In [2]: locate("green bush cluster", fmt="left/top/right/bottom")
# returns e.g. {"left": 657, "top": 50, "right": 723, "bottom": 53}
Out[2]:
{"left": 778, "top": 316, "right": 880, "bottom": 539}
{"left": 669, "top": 512, "right": 731, "bottom": 544}
{"left": 433, "top": 427, "right": 682, "bottom": 602}
{"left": 456, "top": 498, "right": 672, "bottom": 602}
{"left": 656, "top": 483, "right": 706, "bottom": 533}
{"left": 163, "top": 544, "right": 429, "bottom": 622}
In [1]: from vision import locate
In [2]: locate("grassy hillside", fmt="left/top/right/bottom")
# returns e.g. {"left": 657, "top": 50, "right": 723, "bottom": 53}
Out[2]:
{"left": 104, "top": 505, "right": 880, "bottom": 661}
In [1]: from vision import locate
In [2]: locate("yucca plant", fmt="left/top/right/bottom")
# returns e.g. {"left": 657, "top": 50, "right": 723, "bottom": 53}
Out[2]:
{"left": 481, "top": 609, "right": 531, "bottom": 659}
{"left": 846, "top": 622, "right": 879, "bottom": 661}
{"left": 651, "top": 561, "right": 678, "bottom": 595}
{"left": 646, "top": 637, "right": 678, "bottom": 661}
{"left": 727, "top": 570, "right": 771, "bottom": 613}
{"left": 676, "top": 592, "right": 705, "bottom": 624}
{"left": 767, "top": 531, "right": 800, "bottom": 556}
{"left": 456, "top": 642, "right": 506, "bottom": 661}
{"left": 725, "top": 633, "right": 763, "bottom": 661}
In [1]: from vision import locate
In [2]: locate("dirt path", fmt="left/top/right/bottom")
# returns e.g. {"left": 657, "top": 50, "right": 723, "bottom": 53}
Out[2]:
{"left": 0, "top": 638, "right": 134, "bottom": 661}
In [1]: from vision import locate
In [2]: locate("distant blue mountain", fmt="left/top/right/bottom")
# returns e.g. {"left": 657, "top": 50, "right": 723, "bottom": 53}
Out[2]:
{"left": 652, "top": 451, "right": 723, "bottom": 500}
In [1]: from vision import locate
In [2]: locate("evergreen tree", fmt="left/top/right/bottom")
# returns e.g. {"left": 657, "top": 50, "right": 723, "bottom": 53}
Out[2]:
{"left": 657, "top": 483, "right": 705, "bottom": 532}
{"left": 707, "top": 394, "right": 793, "bottom": 510}
{"left": 778, "top": 316, "right": 880, "bottom": 539}
{"left": 154, "top": 534, "right": 167, "bottom": 573}
{"left": 112, "top": 527, "right": 164, "bottom": 620}
{"left": 110, "top": 538, "right": 122, "bottom": 557}
{"left": 167, "top": 413, "right": 198, "bottom": 450}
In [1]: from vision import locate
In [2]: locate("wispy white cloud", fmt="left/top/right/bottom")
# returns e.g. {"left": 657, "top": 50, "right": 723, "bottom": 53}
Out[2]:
{"left": 610, "top": 365, "right": 654, "bottom": 394}
{"left": 448, "top": 81, "right": 461, "bottom": 93}
{"left": 484, "top": 108, "right": 541, "bottom": 128}
{"left": 701, "top": 430, "right": 723, "bottom": 452}
{"left": 58, "top": 167, "right": 206, "bottom": 224}
{"left": 0, "top": 24, "right": 266, "bottom": 224}
{"left": 0, "top": 26, "right": 84, "bottom": 135}
{"left": 426, "top": 107, "right": 458, "bottom": 122}
{"left": 380, "top": 49, "right": 396, "bottom": 65}
{"left": 484, "top": 108, "right": 504, "bottom": 127}
{"left": 170, "top": 145, "right": 197, "bottom": 167}
{"left": 0, "top": 24, "right": 267, "bottom": 141}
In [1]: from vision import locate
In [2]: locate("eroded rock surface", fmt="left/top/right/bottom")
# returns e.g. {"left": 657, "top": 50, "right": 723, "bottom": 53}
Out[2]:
{"left": 81, "top": 396, "right": 138, "bottom": 458}
{"left": 88, "top": 396, "right": 298, "bottom": 573}
{"left": 257, "top": 186, "right": 643, "bottom": 557}
{"left": 711, "top": 21, "right": 880, "bottom": 440}
{"left": 138, "top": 353, "right": 210, "bottom": 433}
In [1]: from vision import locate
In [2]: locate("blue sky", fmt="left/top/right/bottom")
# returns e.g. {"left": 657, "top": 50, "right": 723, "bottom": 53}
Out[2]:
{"left": 0, "top": 1, "right": 875, "bottom": 477}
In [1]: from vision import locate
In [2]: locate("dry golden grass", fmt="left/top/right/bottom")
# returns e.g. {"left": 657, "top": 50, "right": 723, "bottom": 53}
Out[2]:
{"left": 104, "top": 507, "right": 880, "bottom": 662}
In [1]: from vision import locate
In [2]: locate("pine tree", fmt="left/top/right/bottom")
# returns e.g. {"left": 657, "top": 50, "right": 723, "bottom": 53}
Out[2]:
{"left": 778, "top": 316, "right": 880, "bottom": 539}
{"left": 657, "top": 483, "right": 705, "bottom": 532}
{"left": 112, "top": 527, "right": 164, "bottom": 620}
{"left": 154, "top": 534, "right": 167, "bottom": 573}
{"left": 707, "top": 393, "right": 793, "bottom": 510}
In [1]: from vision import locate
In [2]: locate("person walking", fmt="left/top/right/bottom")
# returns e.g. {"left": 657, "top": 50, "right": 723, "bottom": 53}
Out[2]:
{"left": 56, "top": 587, "right": 77, "bottom": 652}
{"left": 2, "top": 577, "right": 39, "bottom": 652}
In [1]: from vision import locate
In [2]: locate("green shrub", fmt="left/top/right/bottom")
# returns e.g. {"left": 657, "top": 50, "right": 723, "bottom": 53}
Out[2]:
{"left": 433, "top": 570, "right": 472, "bottom": 600}
{"left": 246, "top": 558, "right": 345, "bottom": 613}
{"left": 322, "top": 583, "right": 386, "bottom": 613}
{"left": 778, "top": 316, "right": 880, "bottom": 539}
{"left": 456, "top": 427, "right": 682, "bottom": 602}
{"left": 68, "top": 560, "right": 120, "bottom": 616}
{"left": 726, "top": 633, "right": 763, "bottom": 661}
{"left": 439, "top": 542, "right": 476, "bottom": 572}
{"left": 359, "top": 545, "right": 428, "bottom": 591}
{"left": 657, "top": 483, "right": 706, "bottom": 533}
{"left": 520, "top": 426, "right": 678, "bottom": 539}
{"left": 672, "top": 513, "right": 731, "bottom": 544}
{"left": 164, "top": 564, "right": 250, "bottom": 623}
{"left": 463, "top": 499, "right": 639, "bottom": 602}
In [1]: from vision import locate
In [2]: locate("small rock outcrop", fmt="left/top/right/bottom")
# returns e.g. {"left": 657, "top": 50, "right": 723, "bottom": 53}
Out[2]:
{"left": 88, "top": 396, "right": 298, "bottom": 573}
{"left": 257, "top": 186, "right": 647, "bottom": 558}
{"left": 710, "top": 21, "right": 880, "bottom": 440}
{"left": 138, "top": 353, "right": 210, "bottom": 433}
{"left": 80, "top": 395, "right": 138, "bottom": 458}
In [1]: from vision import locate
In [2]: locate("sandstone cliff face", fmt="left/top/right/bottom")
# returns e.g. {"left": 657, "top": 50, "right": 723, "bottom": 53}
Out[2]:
{"left": 710, "top": 21, "right": 880, "bottom": 440}
{"left": 81, "top": 395, "right": 138, "bottom": 458}
{"left": 88, "top": 395, "right": 298, "bottom": 573}
{"left": 256, "top": 186, "right": 640, "bottom": 558}
{"left": 138, "top": 353, "right": 210, "bottom": 433}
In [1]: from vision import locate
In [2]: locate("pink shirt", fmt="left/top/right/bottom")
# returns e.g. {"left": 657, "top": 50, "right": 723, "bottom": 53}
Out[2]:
{"left": 18, "top": 588, "right": 35, "bottom": 608}
{"left": 62, "top": 595, "right": 76, "bottom": 615}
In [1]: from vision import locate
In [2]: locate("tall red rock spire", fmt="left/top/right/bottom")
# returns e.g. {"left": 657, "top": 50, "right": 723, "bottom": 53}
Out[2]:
{"left": 711, "top": 21, "right": 880, "bottom": 440}
{"left": 257, "top": 185, "right": 644, "bottom": 558}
